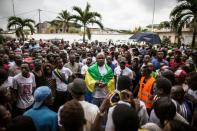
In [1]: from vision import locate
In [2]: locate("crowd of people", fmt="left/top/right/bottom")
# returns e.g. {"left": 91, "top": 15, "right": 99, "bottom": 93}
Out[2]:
{"left": 0, "top": 38, "right": 197, "bottom": 131}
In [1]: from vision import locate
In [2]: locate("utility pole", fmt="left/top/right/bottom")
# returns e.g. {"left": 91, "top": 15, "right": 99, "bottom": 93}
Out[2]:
{"left": 12, "top": 0, "right": 16, "bottom": 16}
{"left": 12, "top": 0, "right": 16, "bottom": 30}
{"left": 38, "top": 9, "right": 42, "bottom": 33}
{"left": 152, "top": 0, "right": 156, "bottom": 32}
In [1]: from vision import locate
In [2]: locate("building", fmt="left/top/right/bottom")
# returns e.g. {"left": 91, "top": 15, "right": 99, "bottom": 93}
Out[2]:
{"left": 35, "top": 22, "right": 51, "bottom": 34}
{"left": 154, "top": 25, "right": 194, "bottom": 45}
{"left": 35, "top": 21, "right": 81, "bottom": 34}
{"left": 83, "top": 27, "right": 120, "bottom": 35}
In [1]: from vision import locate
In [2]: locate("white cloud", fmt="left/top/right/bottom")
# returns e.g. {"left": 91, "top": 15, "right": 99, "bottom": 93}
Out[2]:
{"left": 0, "top": 0, "right": 177, "bottom": 30}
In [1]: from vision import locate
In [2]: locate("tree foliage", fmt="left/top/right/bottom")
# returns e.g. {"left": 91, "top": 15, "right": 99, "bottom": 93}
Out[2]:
{"left": 71, "top": 3, "right": 104, "bottom": 42}
{"left": 170, "top": 0, "right": 197, "bottom": 47}
{"left": 7, "top": 16, "right": 35, "bottom": 41}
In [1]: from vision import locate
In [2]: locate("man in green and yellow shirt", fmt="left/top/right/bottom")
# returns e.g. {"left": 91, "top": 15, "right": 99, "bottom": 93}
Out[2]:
{"left": 85, "top": 53, "right": 115, "bottom": 107}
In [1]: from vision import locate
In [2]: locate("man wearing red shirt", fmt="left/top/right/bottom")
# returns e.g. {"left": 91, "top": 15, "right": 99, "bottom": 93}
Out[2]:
{"left": 170, "top": 49, "right": 185, "bottom": 71}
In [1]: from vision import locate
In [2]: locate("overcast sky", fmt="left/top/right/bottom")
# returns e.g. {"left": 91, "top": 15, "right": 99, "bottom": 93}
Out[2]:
{"left": 0, "top": 0, "right": 177, "bottom": 30}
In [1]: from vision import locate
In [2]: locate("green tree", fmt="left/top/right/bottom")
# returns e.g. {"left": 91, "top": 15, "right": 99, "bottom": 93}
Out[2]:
{"left": 170, "top": 17, "right": 183, "bottom": 45}
{"left": 72, "top": 3, "right": 104, "bottom": 42}
{"left": 170, "top": 0, "right": 197, "bottom": 48}
{"left": 55, "top": 10, "right": 72, "bottom": 33}
{"left": 146, "top": 24, "right": 159, "bottom": 29}
{"left": 7, "top": 16, "right": 35, "bottom": 41}
{"left": 159, "top": 21, "right": 171, "bottom": 29}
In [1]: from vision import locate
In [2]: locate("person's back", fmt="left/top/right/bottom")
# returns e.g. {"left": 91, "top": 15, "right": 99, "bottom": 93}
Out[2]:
{"left": 58, "top": 100, "right": 99, "bottom": 131}
{"left": 24, "top": 86, "right": 57, "bottom": 131}
{"left": 58, "top": 78, "right": 100, "bottom": 131}
{"left": 60, "top": 100, "right": 86, "bottom": 131}
{"left": 105, "top": 76, "right": 148, "bottom": 131}
{"left": 7, "top": 116, "right": 36, "bottom": 131}
{"left": 112, "top": 104, "right": 139, "bottom": 131}
{"left": 163, "top": 120, "right": 197, "bottom": 131}
{"left": 24, "top": 106, "right": 57, "bottom": 131}
{"left": 79, "top": 101, "right": 99, "bottom": 131}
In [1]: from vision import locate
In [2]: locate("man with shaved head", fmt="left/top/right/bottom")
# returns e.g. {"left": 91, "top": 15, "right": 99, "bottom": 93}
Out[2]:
{"left": 85, "top": 52, "right": 115, "bottom": 106}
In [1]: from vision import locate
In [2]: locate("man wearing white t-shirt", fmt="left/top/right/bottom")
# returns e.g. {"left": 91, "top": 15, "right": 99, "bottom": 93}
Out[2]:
{"left": 12, "top": 62, "right": 36, "bottom": 116}
{"left": 81, "top": 57, "right": 92, "bottom": 77}
{"left": 114, "top": 57, "right": 133, "bottom": 88}
{"left": 53, "top": 57, "right": 73, "bottom": 111}
{"left": 58, "top": 78, "right": 99, "bottom": 131}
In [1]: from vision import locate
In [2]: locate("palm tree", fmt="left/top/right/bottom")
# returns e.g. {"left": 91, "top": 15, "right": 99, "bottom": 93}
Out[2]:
{"left": 72, "top": 3, "right": 104, "bottom": 42}
{"left": 55, "top": 10, "right": 72, "bottom": 33}
{"left": 170, "top": 17, "right": 184, "bottom": 45}
{"left": 7, "top": 16, "right": 35, "bottom": 41}
{"left": 170, "top": 0, "right": 197, "bottom": 48}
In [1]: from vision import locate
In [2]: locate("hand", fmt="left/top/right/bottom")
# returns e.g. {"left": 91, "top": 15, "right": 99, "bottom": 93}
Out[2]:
{"left": 120, "top": 90, "right": 132, "bottom": 101}
{"left": 99, "top": 93, "right": 113, "bottom": 113}
{"left": 98, "top": 82, "right": 106, "bottom": 88}
{"left": 95, "top": 81, "right": 100, "bottom": 86}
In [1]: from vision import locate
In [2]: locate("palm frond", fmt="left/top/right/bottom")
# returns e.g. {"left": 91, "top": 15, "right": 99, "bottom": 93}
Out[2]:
{"left": 59, "top": 12, "right": 64, "bottom": 18}
{"left": 7, "top": 21, "right": 20, "bottom": 30}
{"left": 91, "top": 12, "right": 102, "bottom": 19}
{"left": 172, "top": 12, "right": 193, "bottom": 27}
{"left": 70, "top": 15, "right": 83, "bottom": 23}
{"left": 88, "top": 20, "right": 104, "bottom": 30}
{"left": 23, "top": 19, "right": 35, "bottom": 24}
{"left": 24, "top": 23, "right": 35, "bottom": 34}
{"left": 85, "top": 3, "right": 91, "bottom": 13}
{"left": 8, "top": 16, "right": 21, "bottom": 23}
{"left": 177, "top": 15, "right": 192, "bottom": 34}
{"left": 170, "top": 3, "right": 191, "bottom": 17}
{"left": 57, "top": 16, "right": 63, "bottom": 20}
{"left": 73, "top": 6, "right": 84, "bottom": 17}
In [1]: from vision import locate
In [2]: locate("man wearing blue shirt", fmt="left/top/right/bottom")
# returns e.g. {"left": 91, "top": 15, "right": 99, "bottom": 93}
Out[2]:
{"left": 24, "top": 86, "right": 57, "bottom": 131}
{"left": 151, "top": 50, "right": 168, "bottom": 70}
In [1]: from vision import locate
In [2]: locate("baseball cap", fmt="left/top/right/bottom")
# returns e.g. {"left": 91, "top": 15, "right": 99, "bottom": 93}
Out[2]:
{"left": 68, "top": 78, "right": 87, "bottom": 95}
{"left": 33, "top": 86, "right": 52, "bottom": 109}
